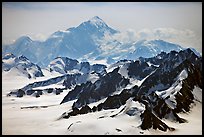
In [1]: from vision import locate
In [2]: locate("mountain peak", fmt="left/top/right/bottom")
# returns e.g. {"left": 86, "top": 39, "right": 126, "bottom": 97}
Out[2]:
{"left": 18, "top": 55, "right": 29, "bottom": 61}
{"left": 15, "top": 36, "right": 32, "bottom": 43}
{"left": 90, "top": 16, "right": 103, "bottom": 21}
{"left": 86, "top": 16, "right": 107, "bottom": 28}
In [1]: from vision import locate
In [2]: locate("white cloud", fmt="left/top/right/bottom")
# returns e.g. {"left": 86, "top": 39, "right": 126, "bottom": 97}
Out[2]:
{"left": 136, "top": 28, "right": 201, "bottom": 53}
{"left": 99, "top": 28, "right": 202, "bottom": 53}
{"left": 150, "top": 28, "right": 201, "bottom": 53}
{"left": 101, "top": 29, "right": 138, "bottom": 44}
{"left": 32, "top": 33, "right": 48, "bottom": 42}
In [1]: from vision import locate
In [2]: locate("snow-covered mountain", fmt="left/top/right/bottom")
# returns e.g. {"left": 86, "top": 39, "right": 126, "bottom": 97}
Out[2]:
{"left": 2, "top": 36, "right": 43, "bottom": 64}
{"left": 2, "top": 16, "right": 202, "bottom": 134}
{"left": 60, "top": 67, "right": 130, "bottom": 106}
{"left": 61, "top": 48, "right": 201, "bottom": 106}
{"left": 2, "top": 16, "right": 118, "bottom": 67}
{"left": 85, "top": 39, "right": 185, "bottom": 63}
{"left": 128, "top": 39, "right": 184, "bottom": 59}
{"left": 6, "top": 56, "right": 107, "bottom": 98}
{"left": 4, "top": 48, "right": 202, "bottom": 133}
{"left": 58, "top": 48, "right": 202, "bottom": 131}
{"left": 49, "top": 56, "right": 107, "bottom": 76}
{"left": 2, "top": 16, "right": 200, "bottom": 67}
{"left": 2, "top": 53, "right": 44, "bottom": 79}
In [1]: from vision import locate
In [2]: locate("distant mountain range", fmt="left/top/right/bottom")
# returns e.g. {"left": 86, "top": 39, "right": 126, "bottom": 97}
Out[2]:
{"left": 2, "top": 16, "right": 201, "bottom": 67}
{"left": 2, "top": 53, "right": 43, "bottom": 79}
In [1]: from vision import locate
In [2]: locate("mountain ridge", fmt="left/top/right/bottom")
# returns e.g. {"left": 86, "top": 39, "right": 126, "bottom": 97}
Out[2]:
{"left": 4, "top": 48, "right": 202, "bottom": 132}
{"left": 2, "top": 16, "right": 201, "bottom": 67}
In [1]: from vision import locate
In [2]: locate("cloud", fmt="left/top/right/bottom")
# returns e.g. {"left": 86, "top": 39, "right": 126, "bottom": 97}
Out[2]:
{"left": 32, "top": 33, "right": 47, "bottom": 41}
{"left": 150, "top": 28, "right": 201, "bottom": 52}
{"left": 136, "top": 28, "right": 201, "bottom": 53}
{"left": 99, "top": 28, "right": 202, "bottom": 54}
{"left": 101, "top": 29, "right": 138, "bottom": 44}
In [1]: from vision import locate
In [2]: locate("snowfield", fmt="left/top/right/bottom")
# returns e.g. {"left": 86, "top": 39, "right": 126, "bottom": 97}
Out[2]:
{"left": 2, "top": 73, "right": 202, "bottom": 135}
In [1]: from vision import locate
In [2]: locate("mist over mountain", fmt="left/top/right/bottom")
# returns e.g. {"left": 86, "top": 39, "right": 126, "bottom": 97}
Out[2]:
{"left": 2, "top": 16, "right": 200, "bottom": 67}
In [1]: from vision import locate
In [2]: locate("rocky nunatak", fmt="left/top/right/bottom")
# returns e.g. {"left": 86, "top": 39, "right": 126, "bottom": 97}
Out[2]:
{"left": 60, "top": 48, "right": 202, "bottom": 132}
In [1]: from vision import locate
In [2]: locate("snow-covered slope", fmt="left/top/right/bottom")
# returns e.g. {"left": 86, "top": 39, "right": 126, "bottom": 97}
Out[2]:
{"left": 59, "top": 48, "right": 202, "bottom": 132}
{"left": 60, "top": 67, "right": 129, "bottom": 107}
{"left": 2, "top": 16, "right": 118, "bottom": 67}
{"left": 85, "top": 39, "right": 184, "bottom": 63}
{"left": 48, "top": 57, "right": 107, "bottom": 76}
{"left": 2, "top": 53, "right": 44, "bottom": 79}
{"left": 2, "top": 48, "right": 202, "bottom": 135}
{"left": 6, "top": 56, "right": 108, "bottom": 98}
{"left": 2, "top": 95, "right": 202, "bottom": 135}
{"left": 128, "top": 39, "right": 184, "bottom": 59}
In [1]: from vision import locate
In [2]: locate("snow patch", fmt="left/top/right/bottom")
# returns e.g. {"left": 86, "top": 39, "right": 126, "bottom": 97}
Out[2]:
{"left": 155, "top": 69, "right": 189, "bottom": 109}
{"left": 178, "top": 69, "right": 188, "bottom": 81}
{"left": 146, "top": 61, "right": 159, "bottom": 67}
{"left": 192, "top": 86, "right": 202, "bottom": 102}
{"left": 118, "top": 64, "right": 129, "bottom": 79}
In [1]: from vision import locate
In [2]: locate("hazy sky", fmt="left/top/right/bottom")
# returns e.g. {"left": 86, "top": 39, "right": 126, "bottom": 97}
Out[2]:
{"left": 2, "top": 2, "right": 202, "bottom": 53}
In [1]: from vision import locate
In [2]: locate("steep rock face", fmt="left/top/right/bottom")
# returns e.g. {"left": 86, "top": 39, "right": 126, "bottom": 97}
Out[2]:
{"left": 96, "top": 89, "right": 132, "bottom": 110}
{"left": 79, "top": 62, "right": 91, "bottom": 74}
{"left": 134, "top": 92, "right": 187, "bottom": 124}
{"left": 137, "top": 49, "right": 202, "bottom": 96}
{"left": 127, "top": 60, "right": 157, "bottom": 80}
{"left": 62, "top": 105, "right": 92, "bottom": 119}
{"left": 140, "top": 48, "right": 202, "bottom": 72}
{"left": 72, "top": 68, "right": 129, "bottom": 108}
{"left": 133, "top": 54, "right": 202, "bottom": 129}
{"left": 61, "top": 67, "right": 130, "bottom": 107}
{"left": 91, "top": 64, "right": 107, "bottom": 76}
{"left": 60, "top": 48, "right": 202, "bottom": 132}
{"left": 60, "top": 82, "right": 94, "bottom": 104}
{"left": 140, "top": 107, "right": 175, "bottom": 131}
{"left": 173, "top": 61, "right": 202, "bottom": 113}
{"left": 62, "top": 74, "right": 83, "bottom": 88}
